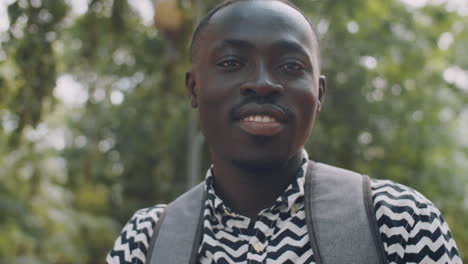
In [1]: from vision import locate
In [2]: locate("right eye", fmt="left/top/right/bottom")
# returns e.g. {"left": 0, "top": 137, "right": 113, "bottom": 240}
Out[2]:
{"left": 217, "top": 59, "right": 243, "bottom": 69}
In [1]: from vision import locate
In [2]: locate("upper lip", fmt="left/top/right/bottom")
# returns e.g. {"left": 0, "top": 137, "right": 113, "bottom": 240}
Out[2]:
{"left": 234, "top": 103, "right": 289, "bottom": 122}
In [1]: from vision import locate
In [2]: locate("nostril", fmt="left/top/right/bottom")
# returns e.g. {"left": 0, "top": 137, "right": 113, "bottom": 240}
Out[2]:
{"left": 270, "top": 90, "right": 281, "bottom": 97}
{"left": 240, "top": 82, "right": 284, "bottom": 97}
{"left": 241, "top": 87, "right": 257, "bottom": 96}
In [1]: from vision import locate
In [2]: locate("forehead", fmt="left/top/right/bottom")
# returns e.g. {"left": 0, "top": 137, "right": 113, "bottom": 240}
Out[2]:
{"left": 202, "top": 1, "right": 317, "bottom": 56}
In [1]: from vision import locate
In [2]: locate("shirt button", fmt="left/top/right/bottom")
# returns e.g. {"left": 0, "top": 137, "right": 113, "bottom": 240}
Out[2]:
{"left": 223, "top": 208, "right": 233, "bottom": 216}
{"left": 253, "top": 242, "right": 265, "bottom": 253}
{"left": 291, "top": 204, "right": 298, "bottom": 214}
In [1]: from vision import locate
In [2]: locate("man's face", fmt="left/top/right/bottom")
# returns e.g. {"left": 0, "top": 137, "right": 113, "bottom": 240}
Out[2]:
{"left": 186, "top": 1, "right": 325, "bottom": 169}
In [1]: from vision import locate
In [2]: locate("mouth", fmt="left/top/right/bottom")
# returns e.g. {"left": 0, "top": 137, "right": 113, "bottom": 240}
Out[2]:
{"left": 241, "top": 115, "right": 278, "bottom": 123}
{"left": 240, "top": 114, "right": 282, "bottom": 136}
{"left": 235, "top": 104, "right": 288, "bottom": 136}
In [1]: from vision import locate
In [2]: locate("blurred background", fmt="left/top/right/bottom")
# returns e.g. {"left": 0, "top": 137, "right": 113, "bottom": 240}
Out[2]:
{"left": 0, "top": 0, "right": 467, "bottom": 263}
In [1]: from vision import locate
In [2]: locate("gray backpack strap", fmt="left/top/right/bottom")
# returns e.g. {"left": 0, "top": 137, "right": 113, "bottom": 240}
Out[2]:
{"left": 305, "top": 162, "right": 388, "bottom": 264}
{"left": 146, "top": 182, "right": 206, "bottom": 264}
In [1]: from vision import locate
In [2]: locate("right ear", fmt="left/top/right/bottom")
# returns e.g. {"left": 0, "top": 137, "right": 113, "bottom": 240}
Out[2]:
{"left": 317, "top": 75, "right": 326, "bottom": 112}
{"left": 185, "top": 70, "right": 198, "bottom": 108}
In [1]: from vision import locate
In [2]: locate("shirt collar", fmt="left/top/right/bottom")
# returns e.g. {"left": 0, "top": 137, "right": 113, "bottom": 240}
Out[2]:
{"left": 204, "top": 149, "right": 309, "bottom": 218}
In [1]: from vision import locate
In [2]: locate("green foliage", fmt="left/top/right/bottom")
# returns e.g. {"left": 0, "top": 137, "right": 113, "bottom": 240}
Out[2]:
{"left": 0, "top": 0, "right": 467, "bottom": 262}
{"left": 3, "top": 0, "right": 68, "bottom": 144}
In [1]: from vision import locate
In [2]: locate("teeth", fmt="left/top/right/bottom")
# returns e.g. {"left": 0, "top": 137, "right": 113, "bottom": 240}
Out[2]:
{"left": 242, "top": 115, "right": 277, "bottom": 123}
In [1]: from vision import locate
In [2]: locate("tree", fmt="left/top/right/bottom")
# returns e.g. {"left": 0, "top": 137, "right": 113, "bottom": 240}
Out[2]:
{"left": 0, "top": 0, "right": 467, "bottom": 262}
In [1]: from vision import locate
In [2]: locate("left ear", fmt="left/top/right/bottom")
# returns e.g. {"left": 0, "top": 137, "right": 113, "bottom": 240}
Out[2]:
{"left": 317, "top": 75, "right": 326, "bottom": 112}
{"left": 185, "top": 70, "right": 198, "bottom": 108}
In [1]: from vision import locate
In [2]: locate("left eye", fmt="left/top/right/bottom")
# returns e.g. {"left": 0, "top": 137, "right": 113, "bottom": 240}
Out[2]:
{"left": 281, "top": 62, "right": 304, "bottom": 72}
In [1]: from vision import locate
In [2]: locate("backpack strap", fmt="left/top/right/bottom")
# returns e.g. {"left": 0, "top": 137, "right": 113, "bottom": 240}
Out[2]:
{"left": 146, "top": 161, "right": 388, "bottom": 264}
{"left": 146, "top": 182, "right": 206, "bottom": 264}
{"left": 305, "top": 162, "right": 388, "bottom": 264}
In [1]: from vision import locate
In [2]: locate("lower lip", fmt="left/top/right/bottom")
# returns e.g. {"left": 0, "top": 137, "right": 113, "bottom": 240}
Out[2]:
{"left": 239, "top": 120, "right": 283, "bottom": 136}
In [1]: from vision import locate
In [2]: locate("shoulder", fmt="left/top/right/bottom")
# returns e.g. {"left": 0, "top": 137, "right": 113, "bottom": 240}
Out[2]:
{"left": 370, "top": 178, "right": 434, "bottom": 223}
{"left": 370, "top": 179, "right": 461, "bottom": 263}
{"left": 106, "top": 204, "right": 167, "bottom": 264}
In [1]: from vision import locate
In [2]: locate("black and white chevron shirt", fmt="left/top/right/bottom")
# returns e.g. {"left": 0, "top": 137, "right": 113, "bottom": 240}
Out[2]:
{"left": 107, "top": 156, "right": 461, "bottom": 264}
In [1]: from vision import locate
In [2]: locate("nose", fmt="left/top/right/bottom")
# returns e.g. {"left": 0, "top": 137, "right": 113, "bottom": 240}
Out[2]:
{"left": 240, "top": 64, "right": 284, "bottom": 98}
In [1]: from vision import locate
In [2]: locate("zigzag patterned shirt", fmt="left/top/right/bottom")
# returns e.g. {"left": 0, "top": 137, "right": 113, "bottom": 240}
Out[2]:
{"left": 107, "top": 159, "right": 461, "bottom": 264}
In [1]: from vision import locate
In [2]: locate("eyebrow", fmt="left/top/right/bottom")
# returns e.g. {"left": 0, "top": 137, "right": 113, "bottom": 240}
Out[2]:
{"left": 213, "top": 38, "right": 312, "bottom": 59}
{"left": 270, "top": 39, "right": 312, "bottom": 59}
{"left": 271, "top": 40, "right": 317, "bottom": 76}
{"left": 210, "top": 38, "right": 317, "bottom": 75}
{"left": 213, "top": 38, "right": 256, "bottom": 52}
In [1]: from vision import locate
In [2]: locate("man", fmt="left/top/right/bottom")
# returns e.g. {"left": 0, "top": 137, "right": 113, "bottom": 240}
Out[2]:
{"left": 107, "top": 0, "right": 461, "bottom": 263}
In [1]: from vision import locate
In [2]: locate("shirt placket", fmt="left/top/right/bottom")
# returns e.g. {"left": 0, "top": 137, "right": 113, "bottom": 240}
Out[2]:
{"left": 245, "top": 212, "right": 277, "bottom": 264}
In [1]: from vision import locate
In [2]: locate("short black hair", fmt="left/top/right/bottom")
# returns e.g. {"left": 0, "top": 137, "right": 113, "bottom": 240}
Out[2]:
{"left": 189, "top": 0, "right": 320, "bottom": 64}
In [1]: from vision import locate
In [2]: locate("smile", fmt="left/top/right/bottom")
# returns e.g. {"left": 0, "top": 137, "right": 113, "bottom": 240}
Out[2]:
{"left": 239, "top": 115, "right": 283, "bottom": 136}
{"left": 241, "top": 115, "right": 278, "bottom": 123}
{"left": 233, "top": 103, "right": 289, "bottom": 136}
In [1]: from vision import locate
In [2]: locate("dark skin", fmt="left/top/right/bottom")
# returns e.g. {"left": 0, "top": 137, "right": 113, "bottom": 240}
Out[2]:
{"left": 186, "top": 0, "right": 326, "bottom": 219}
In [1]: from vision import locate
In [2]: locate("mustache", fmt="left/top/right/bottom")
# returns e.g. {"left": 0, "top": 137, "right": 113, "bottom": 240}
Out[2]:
{"left": 229, "top": 96, "right": 293, "bottom": 119}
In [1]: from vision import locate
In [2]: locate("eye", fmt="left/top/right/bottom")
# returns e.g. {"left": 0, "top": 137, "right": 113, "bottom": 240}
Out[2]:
{"left": 217, "top": 59, "right": 243, "bottom": 69}
{"left": 281, "top": 62, "right": 305, "bottom": 72}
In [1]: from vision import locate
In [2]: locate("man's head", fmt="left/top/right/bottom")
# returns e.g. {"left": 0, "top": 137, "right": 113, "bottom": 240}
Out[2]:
{"left": 189, "top": 0, "right": 320, "bottom": 64}
{"left": 186, "top": 0, "right": 326, "bottom": 171}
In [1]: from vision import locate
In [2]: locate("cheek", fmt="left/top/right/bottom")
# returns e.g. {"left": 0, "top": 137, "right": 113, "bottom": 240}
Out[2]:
{"left": 196, "top": 83, "right": 236, "bottom": 131}
{"left": 197, "top": 89, "right": 234, "bottom": 118}
{"left": 197, "top": 72, "right": 239, "bottom": 102}
{"left": 289, "top": 79, "right": 319, "bottom": 114}
{"left": 291, "top": 87, "right": 319, "bottom": 131}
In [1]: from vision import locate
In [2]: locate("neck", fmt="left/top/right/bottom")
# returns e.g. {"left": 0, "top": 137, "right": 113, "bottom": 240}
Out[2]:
{"left": 211, "top": 151, "right": 304, "bottom": 219}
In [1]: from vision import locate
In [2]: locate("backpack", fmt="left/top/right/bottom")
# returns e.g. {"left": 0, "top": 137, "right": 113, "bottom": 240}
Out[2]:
{"left": 146, "top": 161, "right": 388, "bottom": 264}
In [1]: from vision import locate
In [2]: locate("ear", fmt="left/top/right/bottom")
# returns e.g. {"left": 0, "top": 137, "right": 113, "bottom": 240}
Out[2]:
{"left": 185, "top": 70, "right": 198, "bottom": 108}
{"left": 317, "top": 75, "right": 326, "bottom": 112}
